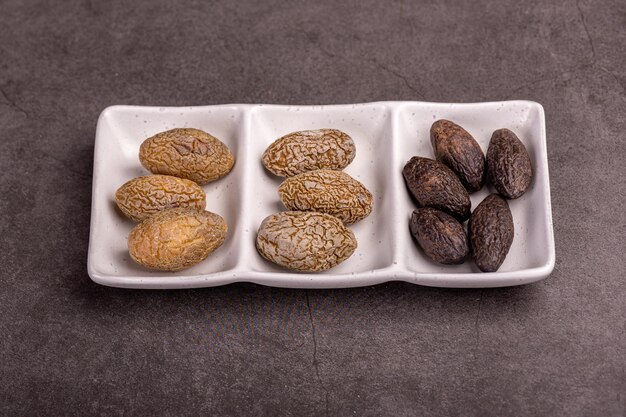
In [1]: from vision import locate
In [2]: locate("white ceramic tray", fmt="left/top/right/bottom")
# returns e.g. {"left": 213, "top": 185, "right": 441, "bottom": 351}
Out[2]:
{"left": 87, "top": 101, "right": 554, "bottom": 289}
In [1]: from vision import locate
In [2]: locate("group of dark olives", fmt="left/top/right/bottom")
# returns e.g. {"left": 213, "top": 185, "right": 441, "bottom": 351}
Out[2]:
{"left": 403, "top": 120, "right": 532, "bottom": 272}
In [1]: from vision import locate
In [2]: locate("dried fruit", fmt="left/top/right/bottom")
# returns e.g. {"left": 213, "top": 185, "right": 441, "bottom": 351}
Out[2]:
{"left": 128, "top": 208, "right": 227, "bottom": 271}
{"left": 430, "top": 119, "right": 485, "bottom": 192}
{"left": 468, "top": 194, "right": 514, "bottom": 272}
{"left": 139, "top": 128, "right": 234, "bottom": 184}
{"left": 402, "top": 157, "right": 471, "bottom": 221}
{"left": 114, "top": 175, "right": 206, "bottom": 222}
{"left": 256, "top": 211, "right": 357, "bottom": 272}
{"left": 262, "top": 129, "right": 356, "bottom": 177}
{"left": 409, "top": 208, "right": 468, "bottom": 264}
{"left": 278, "top": 170, "right": 373, "bottom": 224}
{"left": 486, "top": 128, "right": 532, "bottom": 199}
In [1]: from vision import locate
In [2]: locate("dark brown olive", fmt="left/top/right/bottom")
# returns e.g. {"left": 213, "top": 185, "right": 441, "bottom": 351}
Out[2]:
{"left": 468, "top": 194, "right": 514, "bottom": 272}
{"left": 430, "top": 119, "right": 486, "bottom": 192}
{"left": 410, "top": 208, "right": 468, "bottom": 264}
{"left": 402, "top": 157, "right": 471, "bottom": 221}
{"left": 486, "top": 129, "right": 532, "bottom": 199}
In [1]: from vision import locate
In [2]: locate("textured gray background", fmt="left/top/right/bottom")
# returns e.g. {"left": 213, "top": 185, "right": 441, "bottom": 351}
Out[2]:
{"left": 1, "top": 0, "right": 625, "bottom": 415}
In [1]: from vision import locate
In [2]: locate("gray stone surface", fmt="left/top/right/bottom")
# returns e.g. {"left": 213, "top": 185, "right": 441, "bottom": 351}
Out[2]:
{"left": 1, "top": 0, "right": 625, "bottom": 415}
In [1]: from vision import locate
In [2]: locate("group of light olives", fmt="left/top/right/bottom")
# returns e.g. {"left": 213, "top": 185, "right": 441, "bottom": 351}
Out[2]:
{"left": 257, "top": 129, "right": 373, "bottom": 272}
{"left": 115, "top": 128, "right": 234, "bottom": 271}
{"left": 115, "top": 127, "right": 374, "bottom": 272}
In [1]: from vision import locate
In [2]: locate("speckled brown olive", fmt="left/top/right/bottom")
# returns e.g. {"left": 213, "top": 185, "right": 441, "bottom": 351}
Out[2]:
{"left": 278, "top": 170, "right": 373, "bottom": 224}
{"left": 114, "top": 175, "right": 206, "bottom": 222}
{"left": 139, "top": 128, "right": 234, "bottom": 184}
{"left": 409, "top": 208, "right": 468, "bottom": 264}
{"left": 468, "top": 194, "right": 514, "bottom": 272}
{"left": 402, "top": 157, "right": 471, "bottom": 221}
{"left": 128, "top": 208, "right": 227, "bottom": 271}
{"left": 486, "top": 129, "right": 532, "bottom": 199}
{"left": 256, "top": 211, "right": 357, "bottom": 272}
{"left": 430, "top": 119, "right": 486, "bottom": 192}
{"left": 262, "top": 129, "right": 356, "bottom": 177}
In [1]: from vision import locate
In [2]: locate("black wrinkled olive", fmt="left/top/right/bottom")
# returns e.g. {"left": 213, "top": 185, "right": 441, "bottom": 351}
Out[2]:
{"left": 430, "top": 119, "right": 486, "bottom": 192}
{"left": 410, "top": 208, "right": 468, "bottom": 264}
{"left": 486, "top": 129, "right": 532, "bottom": 199}
{"left": 468, "top": 194, "right": 514, "bottom": 272}
{"left": 403, "top": 157, "right": 471, "bottom": 221}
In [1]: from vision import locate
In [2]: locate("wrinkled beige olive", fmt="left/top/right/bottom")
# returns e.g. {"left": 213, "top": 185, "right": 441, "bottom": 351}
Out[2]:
{"left": 262, "top": 129, "right": 355, "bottom": 177}
{"left": 256, "top": 211, "right": 357, "bottom": 272}
{"left": 115, "top": 175, "right": 205, "bottom": 222}
{"left": 128, "top": 208, "right": 227, "bottom": 271}
{"left": 139, "top": 128, "right": 234, "bottom": 184}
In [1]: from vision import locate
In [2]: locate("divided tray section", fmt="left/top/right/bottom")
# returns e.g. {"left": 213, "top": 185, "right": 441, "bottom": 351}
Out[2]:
{"left": 393, "top": 102, "right": 554, "bottom": 287}
{"left": 89, "top": 105, "right": 246, "bottom": 287}
{"left": 88, "top": 101, "right": 554, "bottom": 289}
{"left": 241, "top": 104, "right": 398, "bottom": 279}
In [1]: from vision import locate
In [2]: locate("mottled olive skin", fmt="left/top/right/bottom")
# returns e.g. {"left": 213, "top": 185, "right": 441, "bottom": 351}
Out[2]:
{"left": 278, "top": 170, "right": 373, "bottom": 224}
{"left": 468, "top": 194, "right": 514, "bottom": 272}
{"left": 262, "top": 129, "right": 355, "bottom": 177}
{"left": 402, "top": 157, "right": 471, "bottom": 221}
{"left": 256, "top": 211, "right": 357, "bottom": 272}
{"left": 115, "top": 175, "right": 206, "bottom": 222}
{"left": 430, "top": 119, "right": 486, "bottom": 192}
{"left": 139, "top": 128, "right": 234, "bottom": 185}
{"left": 409, "top": 208, "right": 468, "bottom": 264}
{"left": 128, "top": 208, "right": 227, "bottom": 271}
{"left": 486, "top": 129, "right": 532, "bottom": 199}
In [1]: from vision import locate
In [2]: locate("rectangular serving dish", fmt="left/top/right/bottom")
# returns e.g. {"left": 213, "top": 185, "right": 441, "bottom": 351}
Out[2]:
{"left": 87, "top": 101, "right": 554, "bottom": 289}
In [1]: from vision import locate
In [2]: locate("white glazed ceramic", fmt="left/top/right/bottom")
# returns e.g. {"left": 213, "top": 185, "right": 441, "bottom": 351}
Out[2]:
{"left": 88, "top": 101, "right": 554, "bottom": 289}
